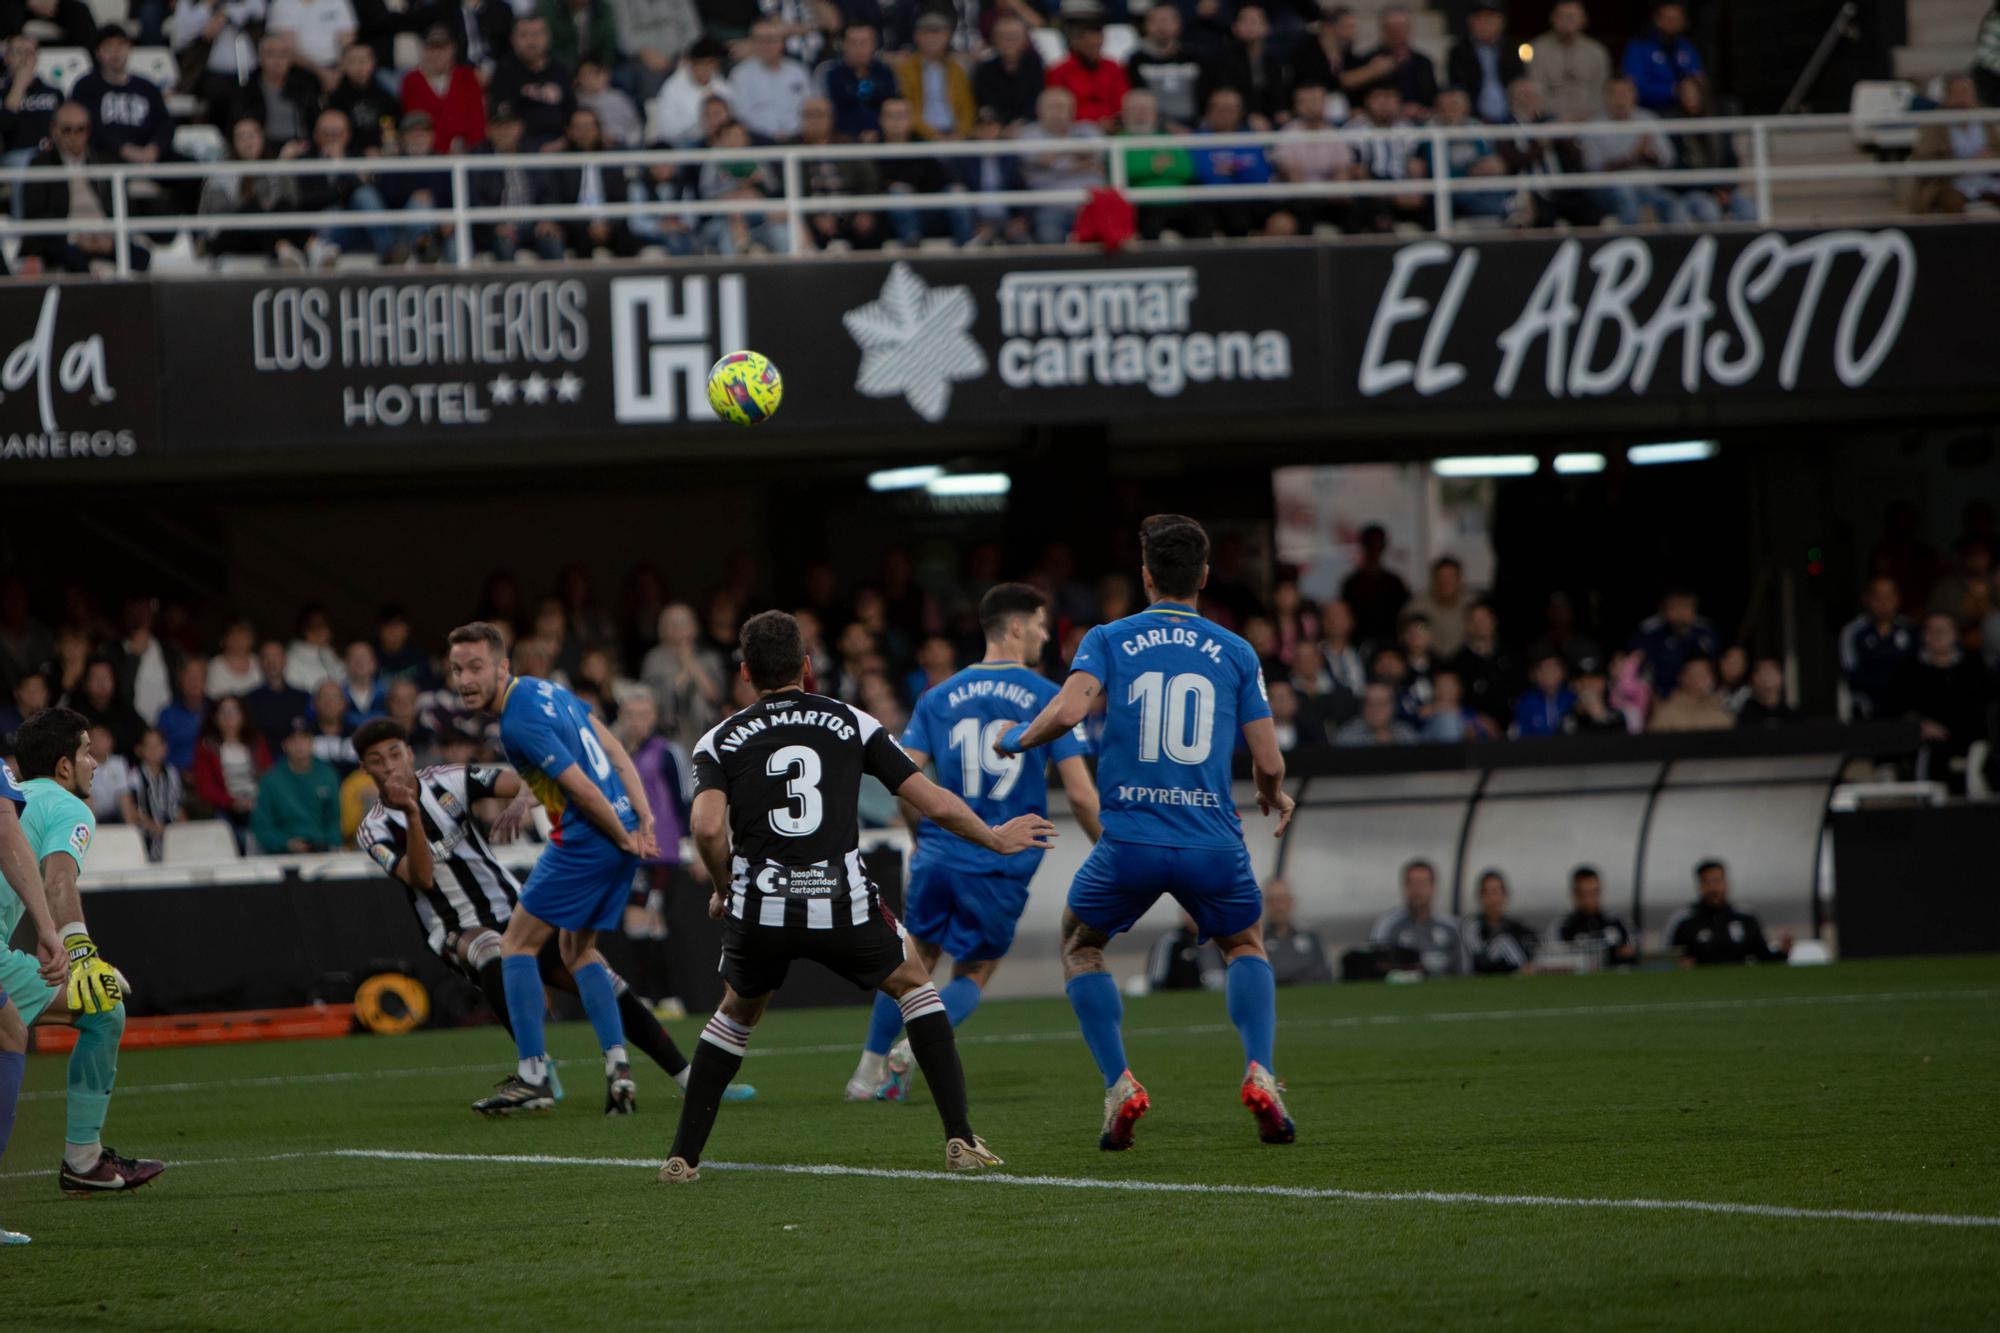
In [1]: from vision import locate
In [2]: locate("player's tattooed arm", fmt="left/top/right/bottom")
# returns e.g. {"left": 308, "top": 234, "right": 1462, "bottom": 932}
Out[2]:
{"left": 999, "top": 674, "right": 1100, "bottom": 756}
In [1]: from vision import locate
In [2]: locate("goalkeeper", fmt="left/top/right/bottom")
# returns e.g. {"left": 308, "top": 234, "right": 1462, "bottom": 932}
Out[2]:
{"left": 2, "top": 708, "right": 164, "bottom": 1198}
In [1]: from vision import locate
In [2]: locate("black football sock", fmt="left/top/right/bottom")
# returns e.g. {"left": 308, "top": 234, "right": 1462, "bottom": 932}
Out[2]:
{"left": 476, "top": 958, "right": 516, "bottom": 1039}
{"left": 617, "top": 988, "right": 690, "bottom": 1080}
{"left": 668, "top": 1012, "right": 751, "bottom": 1167}
{"left": 901, "top": 987, "right": 974, "bottom": 1143}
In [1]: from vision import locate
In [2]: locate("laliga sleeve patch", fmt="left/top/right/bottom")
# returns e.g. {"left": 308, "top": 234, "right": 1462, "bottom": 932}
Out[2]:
{"left": 69, "top": 823, "right": 92, "bottom": 858}
{"left": 1257, "top": 669, "right": 1270, "bottom": 701}
{"left": 368, "top": 842, "right": 398, "bottom": 872}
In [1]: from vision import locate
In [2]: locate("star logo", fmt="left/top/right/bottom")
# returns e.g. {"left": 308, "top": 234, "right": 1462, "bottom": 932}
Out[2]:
{"left": 488, "top": 373, "right": 518, "bottom": 405}
{"left": 554, "top": 372, "right": 583, "bottom": 403}
{"left": 521, "top": 372, "right": 551, "bottom": 405}
{"left": 841, "top": 262, "right": 986, "bottom": 422}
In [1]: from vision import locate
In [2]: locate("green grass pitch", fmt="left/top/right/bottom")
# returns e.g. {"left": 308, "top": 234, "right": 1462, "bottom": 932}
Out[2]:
{"left": 5, "top": 956, "right": 1998, "bottom": 1330}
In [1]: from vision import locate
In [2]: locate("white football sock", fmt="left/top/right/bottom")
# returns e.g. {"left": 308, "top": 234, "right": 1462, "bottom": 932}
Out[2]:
{"left": 518, "top": 1056, "right": 548, "bottom": 1084}
{"left": 854, "top": 1051, "right": 887, "bottom": 1086}
{"left": 604, "top": 1045, "right": 629, "bottom": 1076}
{"left": 63, "top": 1142, "right": 101, "bottom": 1173}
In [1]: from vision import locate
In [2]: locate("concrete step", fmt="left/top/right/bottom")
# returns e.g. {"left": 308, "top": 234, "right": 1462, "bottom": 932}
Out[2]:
{"left": 1910, "top": 10, "right": 1987, "bottom": 48}
{"left": 1770, "top": 127, "right": 1876, "bottom": 161}
{"left": 1906, "top": 0, "right": 1989, "bottom": 44}
{"left": 1893, "top": 45, "right": 1974, "bottom": 82}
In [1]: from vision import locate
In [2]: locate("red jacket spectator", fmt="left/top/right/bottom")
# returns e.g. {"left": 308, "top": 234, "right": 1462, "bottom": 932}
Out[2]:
{"left": 1047, "top": 54, "right": 1129, "bottom": 128}
{"left": 193, "top": 735, "right": 273, "bottom": 813}
{"left": 400, "top": 64, "right": 488, "bottom": 151}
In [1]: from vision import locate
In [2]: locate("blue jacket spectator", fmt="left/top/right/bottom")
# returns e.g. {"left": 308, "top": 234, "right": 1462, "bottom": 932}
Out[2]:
{"left": 1512, "top": 683, "right": 1576, "bottom": 738}
{"left": 816, "top": 23, "right": 896, "bottom": 139}
{"left": 1191, "top": 89, "right": 1272, "bottom": 185}
{"left": 1622, "top": 1, "right": 1703, "bottom": 111}
{"left": 1629, "top": 590, "right": 1720, "bottom": 692}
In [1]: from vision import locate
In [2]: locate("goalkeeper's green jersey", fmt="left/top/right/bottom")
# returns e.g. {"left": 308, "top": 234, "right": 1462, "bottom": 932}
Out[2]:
{"left": 7, "top": 778, "right": 94, "bottom": 941}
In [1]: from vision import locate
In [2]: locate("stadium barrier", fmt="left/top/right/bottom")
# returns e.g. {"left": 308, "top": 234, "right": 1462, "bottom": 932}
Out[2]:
{"left": 11, "top": 722, "right": 1953, "bottom": 1017}
{"left": 55, "top": 841, "right": 907, "bottom": 1019}
{"left": 4, "top": 108, "right": 2000, "bottom": 276}
{"left": 8, "top": 221, "right": 2000, "bottom": 464}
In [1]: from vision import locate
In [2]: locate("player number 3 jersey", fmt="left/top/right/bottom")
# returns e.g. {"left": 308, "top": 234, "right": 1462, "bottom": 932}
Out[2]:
{"left": 693, "top": 690, "right": 918, "bottom": 930}
{"left": 1069, "top": 605, "right": 1270, "bottom": 849}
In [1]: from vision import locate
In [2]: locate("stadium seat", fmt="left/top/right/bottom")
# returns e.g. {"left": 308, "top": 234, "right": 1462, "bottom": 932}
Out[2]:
{"left": 1102, "top": 23, "right": 1137, "bottom": 64}
{"left": 88, "top": 824, "right": 151, "bottom": 873}
{"left": 163, "top": 819, "right": 243, "bottom": 866}
{"left": 1968, "top": 741, "right": 1992, "bottom": 799}
{"left": 84, "top": 0, "right": 129, "bottom": 28}
{"left": 128, "top": 46, "right": 179, "bottom": 89}
{"left": 1849, "top": 80, "right": 1917, "bottom": 153}
{"left": 393, "top": 32, "right": 422, "bottom": 72}
{"left": 1031, "top": 28, "right": 1067, "bottom": 66}
{"left": 34, "top": 47, "right": 91, "bottom": 96}
{"left": 174, "top": 122, "right": 227, "bottom": 162}
{"left": 530, "top": 806, "right": 553, "bottom": 841}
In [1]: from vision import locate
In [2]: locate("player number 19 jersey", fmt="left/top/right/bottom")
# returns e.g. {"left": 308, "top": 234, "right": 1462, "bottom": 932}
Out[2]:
{"left": 1069, "top": 605, "right": 1270, "bottom": 850}
{"left": 901, "top": 662, "right": 1086, "bottom": 879}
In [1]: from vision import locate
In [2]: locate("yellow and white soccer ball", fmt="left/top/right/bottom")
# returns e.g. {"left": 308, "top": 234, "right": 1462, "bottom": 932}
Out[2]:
{"left": 706, "top": 350, "right": 783, "bottom": 426}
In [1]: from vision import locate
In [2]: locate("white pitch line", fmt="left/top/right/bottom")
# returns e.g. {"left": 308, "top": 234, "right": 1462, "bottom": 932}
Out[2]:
{"left": 7, "top": 1146, "right": 1996, "bottom": 1231}
{"left": 17, "top": 986, "right": 1998, "bottom": 1103}
{"left": 330, "top": 1148, "right": 2000, "bottom": 1231}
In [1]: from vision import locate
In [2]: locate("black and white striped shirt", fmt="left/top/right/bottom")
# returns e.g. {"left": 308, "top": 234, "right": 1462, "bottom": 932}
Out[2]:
{"left": 692, "top": 691, "right": 918, "bottom": 931}
{"left": 356, "top": 764, "right": 517, "bottom": 957}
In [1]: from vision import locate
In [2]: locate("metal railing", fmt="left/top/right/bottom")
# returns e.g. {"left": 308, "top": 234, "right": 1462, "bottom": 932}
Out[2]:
{"left": 3, "top": 107, "right": 1997, "bottom": 276}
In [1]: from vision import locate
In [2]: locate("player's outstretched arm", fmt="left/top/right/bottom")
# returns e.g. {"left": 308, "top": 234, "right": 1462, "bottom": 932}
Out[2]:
{"left": 0, "top": 804, "right": 63, "bottom": 986}
{"left": 898, "top": 772, "right": 1056, "bottom": 855}
{"left": 1240, "top": 718, "right": 1296, "bottom": 838}
{"left": 590, "top": 715, "right": 658, "bottom": 858}
{"left": 689, "top": 789, "right": 732, "bottom": 916}
{"left": 555, "top": 765, "right": 641, "bottom": 856}
{"left": 894, "top": 748, "right": 932, "bottom": 838}
{"left": 1055, "top": 755, "right": 1103, "bottom": 844}
{"left": 998, "top": 673, "right": 1101, "bottom": 756}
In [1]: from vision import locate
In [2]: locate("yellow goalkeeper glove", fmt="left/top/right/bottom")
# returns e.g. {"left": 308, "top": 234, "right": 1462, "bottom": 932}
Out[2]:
{"left": 63, "top": 929, "right": 123, "bottom": 1014}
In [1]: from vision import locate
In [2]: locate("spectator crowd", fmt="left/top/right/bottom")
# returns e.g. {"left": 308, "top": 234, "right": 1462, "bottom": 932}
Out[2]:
{"left": 16, "top": 0, "right": 1921, "bottom": 272}
{"left": 3, "top": 492, "right": 1996, "bottom": 872}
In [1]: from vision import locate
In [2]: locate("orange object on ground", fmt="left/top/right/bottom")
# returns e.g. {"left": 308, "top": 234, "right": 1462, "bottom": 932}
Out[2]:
{"left": 32, "top": 1004, "right": 354, "bottom": 1052}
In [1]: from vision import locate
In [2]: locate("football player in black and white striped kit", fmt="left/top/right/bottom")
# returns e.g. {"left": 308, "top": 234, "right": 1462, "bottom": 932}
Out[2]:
{"left": 352, "top": 719, "right": 754, "bottom": 1111}
{"left": 657, "top": 611, "right": 1055, "bottom": 1183}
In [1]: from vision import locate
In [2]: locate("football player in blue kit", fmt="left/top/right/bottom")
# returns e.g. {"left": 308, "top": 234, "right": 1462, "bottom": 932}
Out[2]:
{"left": 845, "top": 584, "right": 1101, "bottom": 1101}
{"left": 446, "top": 622, "right": 660, "bottom": 1117}
{"left": 1000, "top": 516, "right": 1298, "bottom": 1150}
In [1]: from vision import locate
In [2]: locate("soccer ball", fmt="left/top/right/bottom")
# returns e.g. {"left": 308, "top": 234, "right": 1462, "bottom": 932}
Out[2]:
{"left": 706, "top": 350, "right": 783, "bottom": 426}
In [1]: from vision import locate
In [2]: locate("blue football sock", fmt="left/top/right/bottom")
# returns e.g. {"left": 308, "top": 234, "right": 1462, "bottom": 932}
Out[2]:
{"left": 571, "top": 962, "right": 627, "bottom": 1058}
{"left": 863, "top": 991, "right": 903, "bottom": 1057}
{"left": 940, "top": 976, "right": 982, "bottom": 1028}
{"left": 1065, "top": 971, "right": 1127, "bottom": 1088}
{"left": 501, "top": 953, "right": 548, "bottom": 1065}
{"left": 1226, "top": 955, "right": 1278, "bottom": 1075}
{"left": 0, "top": 1050, "right": 23, "bottom": 1160}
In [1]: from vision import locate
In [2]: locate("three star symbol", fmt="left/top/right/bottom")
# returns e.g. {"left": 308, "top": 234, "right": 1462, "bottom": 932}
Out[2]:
{"left": 487, "top": 371, "right": 584, "bottom": 408}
